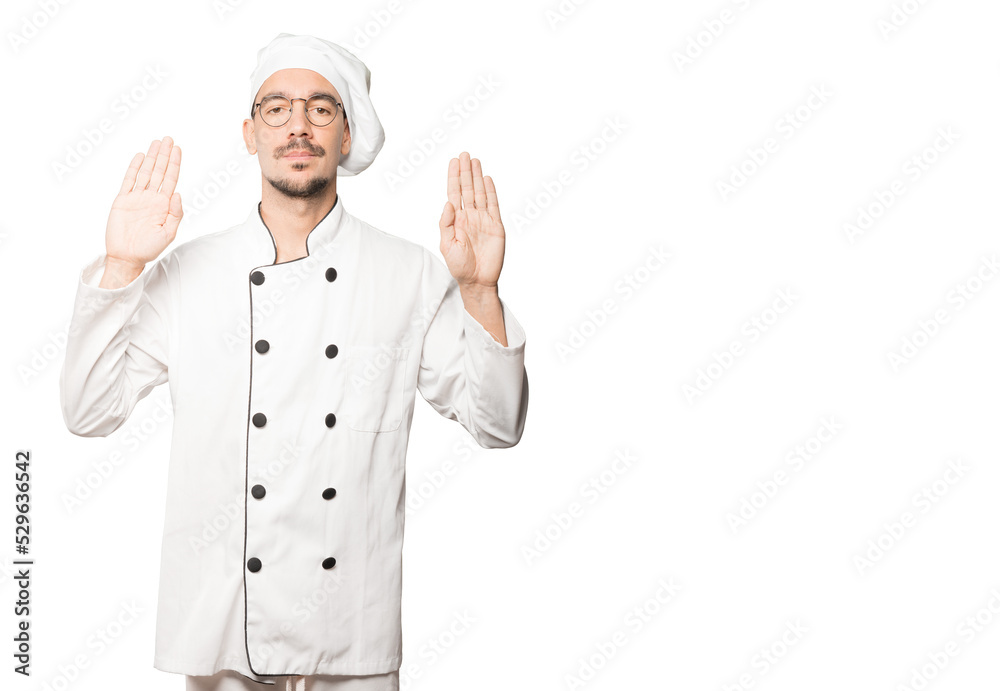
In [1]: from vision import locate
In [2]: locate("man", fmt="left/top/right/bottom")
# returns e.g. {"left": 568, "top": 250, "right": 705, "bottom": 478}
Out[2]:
{"left": 59, "top": 33, "right": 528, "bottom": 691}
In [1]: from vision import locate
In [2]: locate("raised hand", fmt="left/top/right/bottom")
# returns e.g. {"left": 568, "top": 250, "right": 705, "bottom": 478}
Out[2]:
{"left": 105, "top": 137, "right": 183, "bottom": 275}
{"left": 438, "top": 152, "right": 505, "bottom": 289}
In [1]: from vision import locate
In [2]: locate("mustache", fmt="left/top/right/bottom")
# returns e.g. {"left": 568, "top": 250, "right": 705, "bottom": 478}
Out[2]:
{"left": 277, "top": 141, "right": 324, "bottom": 157}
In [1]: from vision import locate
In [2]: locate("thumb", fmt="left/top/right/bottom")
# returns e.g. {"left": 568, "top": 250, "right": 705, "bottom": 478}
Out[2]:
{"left": 169, "top": 192, "right": 183, "bottom": 218}
{"left": 439, "top": 200, "right": 455, "bottom": 245}
{"left": 164, "top": 192, "right": 183, "bottom": 235}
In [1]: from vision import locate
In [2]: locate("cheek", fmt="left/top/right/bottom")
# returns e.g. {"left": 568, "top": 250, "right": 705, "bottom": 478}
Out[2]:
{"left": 257, "top": 138, "right": 281, "bottom": 160}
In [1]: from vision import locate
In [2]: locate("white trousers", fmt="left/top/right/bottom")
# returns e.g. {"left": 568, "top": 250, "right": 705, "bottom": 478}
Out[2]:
{"left": 185, "top": 669, "right": 399, "bottom": 691}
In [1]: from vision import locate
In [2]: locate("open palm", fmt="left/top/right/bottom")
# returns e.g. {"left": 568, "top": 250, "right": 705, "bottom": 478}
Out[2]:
{"left": 438, "top": 152, "right": 505, "bottom": 288}
{"left": 106, "top": 137, "right": 183, "bottom": 268}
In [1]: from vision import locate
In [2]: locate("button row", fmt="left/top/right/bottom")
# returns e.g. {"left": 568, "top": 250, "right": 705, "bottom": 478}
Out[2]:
{"left": 252, "top": 339, "right": 338, "bottom": 358}
{"left": 247, "top": 556, "right": 336, "bottom": 572}
{"left": 249, "top": 267, "right": 337, "bottom": 285}
{"left": 251, "top": 413, "right": 336, "bottom": 428}
{"left": 249, "top": 484, "right": 336, "bottom": 500}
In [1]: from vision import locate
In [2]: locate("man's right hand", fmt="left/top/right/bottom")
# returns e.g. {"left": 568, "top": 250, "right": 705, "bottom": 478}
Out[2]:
{"left": 100, "top": 137, "right": 183, "bottom": 289}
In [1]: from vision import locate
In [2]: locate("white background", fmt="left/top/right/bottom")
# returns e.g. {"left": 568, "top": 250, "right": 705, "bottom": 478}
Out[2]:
{"left": 3, "top": 0, "right": 1000, "bottom": 689}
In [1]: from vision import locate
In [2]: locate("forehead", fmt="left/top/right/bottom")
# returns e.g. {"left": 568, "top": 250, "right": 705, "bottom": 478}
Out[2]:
{"left": 255, "top": 68, "right": 341, "bottom": 102}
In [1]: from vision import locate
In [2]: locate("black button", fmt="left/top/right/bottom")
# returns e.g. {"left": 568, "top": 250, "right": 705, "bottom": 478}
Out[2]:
{"left": 252, "top": 413, "right": 267, "bottom": 427}
{"left": 322, "top": 557, "right": 336, "bottom": 569}
{"left": 255, "top": 339, "right": 270, "bottom": 354}
{"left": 322, "top": 488, "right": 337, "bottom": 500}
{"left": 325, "top": 413, "right": 336, "bottom": 428}
{"left": 325, "top": 344, "right": 338, "bottom": 359}
{"left": 247, "top": 558, "right": 262, "bottom": 572}
{"left": 325, "top": 267, "right": 337, "bottom": 282}
{"left": 251, "top": 484, "right": 266, "bottom": 499}
{"left": 251, "top": 271, "right": 265, "bottom": 285}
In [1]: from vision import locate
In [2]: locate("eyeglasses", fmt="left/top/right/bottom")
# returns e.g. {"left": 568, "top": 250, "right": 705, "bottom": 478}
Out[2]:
{"left": 252, "top": 95, "right": 343, "bottom": 127}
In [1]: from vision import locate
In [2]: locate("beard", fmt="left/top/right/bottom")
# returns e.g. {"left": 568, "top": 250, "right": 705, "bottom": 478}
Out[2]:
{"left": 265, "top": 168, "right": 332, "bottom": 199}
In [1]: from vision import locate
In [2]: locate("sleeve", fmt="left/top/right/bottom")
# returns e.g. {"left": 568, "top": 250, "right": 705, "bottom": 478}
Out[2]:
{"left": 416, "top": 248, "right": 529, "bottom": 448}
{"left": 59, "top": 251, "right": 174, "bottom": 437}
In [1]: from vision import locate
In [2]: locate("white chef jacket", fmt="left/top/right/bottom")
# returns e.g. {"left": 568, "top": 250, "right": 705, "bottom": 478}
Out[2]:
{"left": 59, "top": 194, "right": 528, "bottom": 683}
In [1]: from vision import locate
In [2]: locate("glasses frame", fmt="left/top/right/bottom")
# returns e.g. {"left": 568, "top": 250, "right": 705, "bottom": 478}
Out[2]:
{"left": 251, "top": 95, "right": 343, "bottom": 128}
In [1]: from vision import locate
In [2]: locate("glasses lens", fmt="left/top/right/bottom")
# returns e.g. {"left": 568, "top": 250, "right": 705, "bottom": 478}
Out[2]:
{"left": 260, "top": 97, "right": 291, "bottom": 126}
{"left": 306, "top": 96, "right": 337, "bottom": 126}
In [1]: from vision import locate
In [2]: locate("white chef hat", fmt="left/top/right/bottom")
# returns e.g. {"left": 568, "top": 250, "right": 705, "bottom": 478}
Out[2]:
{"left": 249, "top": 33, "right": 385, "bottom": 176}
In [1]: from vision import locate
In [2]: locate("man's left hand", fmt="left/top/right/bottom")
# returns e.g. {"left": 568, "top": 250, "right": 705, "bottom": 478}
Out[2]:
{"left": 439, "top": 152, "right": 505, "bottom": 291}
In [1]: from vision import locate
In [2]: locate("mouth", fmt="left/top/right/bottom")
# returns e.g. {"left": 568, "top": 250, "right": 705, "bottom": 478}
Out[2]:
{"left": 284, "top": 151, "right": 315, "bottom": 160}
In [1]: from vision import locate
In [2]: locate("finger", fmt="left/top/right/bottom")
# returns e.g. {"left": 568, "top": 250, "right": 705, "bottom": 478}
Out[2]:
{"left": 446, "top": 157, "right": 461, "bottom": 212}
{"left": 484, "top": 175, "right": 502, "bottom": 225}
{"left": 459, "top": 152, "right": 475, "bottom": 211}
{"left": 118, "top": 153, "right": 144, "bottom": 196}
{"left": 160, "top": 145, "right": 182, "bottom": 198}
{"left": 471, "top": 158, "right": 487, "bottom": 210}
{"left": 134, "top": 139, "right": 161, "bottom": 190}
{"left": 148, "top": 136, "right": 174, "bottom": 192}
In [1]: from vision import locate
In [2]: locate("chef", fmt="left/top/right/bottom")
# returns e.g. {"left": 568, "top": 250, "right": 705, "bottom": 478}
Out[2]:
{"left": 59, "top": 33, "right": 528, "bottom": 691}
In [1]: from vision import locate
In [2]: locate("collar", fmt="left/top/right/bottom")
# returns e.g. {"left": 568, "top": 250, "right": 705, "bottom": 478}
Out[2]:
{"left": 250, "top": 193, "right": 347, "bottom": 266}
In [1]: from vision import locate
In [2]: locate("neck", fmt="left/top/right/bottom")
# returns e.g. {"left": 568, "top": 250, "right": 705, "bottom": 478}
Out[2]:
{"left": 259, "top": 184, "right": 338, "bottom": 263}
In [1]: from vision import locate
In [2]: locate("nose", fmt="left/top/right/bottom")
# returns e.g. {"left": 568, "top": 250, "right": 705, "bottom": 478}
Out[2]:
{"left": 285, "top": 100, "right": 314, "bottom": 136}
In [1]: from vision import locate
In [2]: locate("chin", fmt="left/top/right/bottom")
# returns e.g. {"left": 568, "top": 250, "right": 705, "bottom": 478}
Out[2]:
{"left": 266, "top": 173, "right": 333, "bottom": 199}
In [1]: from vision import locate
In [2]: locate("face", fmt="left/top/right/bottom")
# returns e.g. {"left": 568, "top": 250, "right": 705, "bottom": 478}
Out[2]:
{"left": 242, "top": 68, "right": 351, "bottom": 199}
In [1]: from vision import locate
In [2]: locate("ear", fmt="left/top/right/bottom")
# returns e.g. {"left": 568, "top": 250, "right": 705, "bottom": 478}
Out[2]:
{"left": 341, "top": 118, "right": 351, "bottom": 157}
{"left": 242, "top": 118, "right": 257, "bottom": 155}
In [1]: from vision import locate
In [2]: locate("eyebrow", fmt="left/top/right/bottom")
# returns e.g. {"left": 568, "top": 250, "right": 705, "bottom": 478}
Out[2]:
{"left": 262, "top": 91, "right": 338, "bottom": 101}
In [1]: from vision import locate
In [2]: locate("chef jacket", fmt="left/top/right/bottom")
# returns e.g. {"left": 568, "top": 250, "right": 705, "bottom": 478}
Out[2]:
{"left": 59, "top": 194, "right": 528, "bottom": 682}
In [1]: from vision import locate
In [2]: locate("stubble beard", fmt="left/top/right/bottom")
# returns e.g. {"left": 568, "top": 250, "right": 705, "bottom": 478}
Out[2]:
{"left": 266, "top": 166, "right": 332, "bottom": 199}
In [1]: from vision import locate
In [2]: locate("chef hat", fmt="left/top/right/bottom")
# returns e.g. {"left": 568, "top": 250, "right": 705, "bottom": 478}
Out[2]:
{"left": 249, "top": 33, "right": 385, "bottom": 176}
